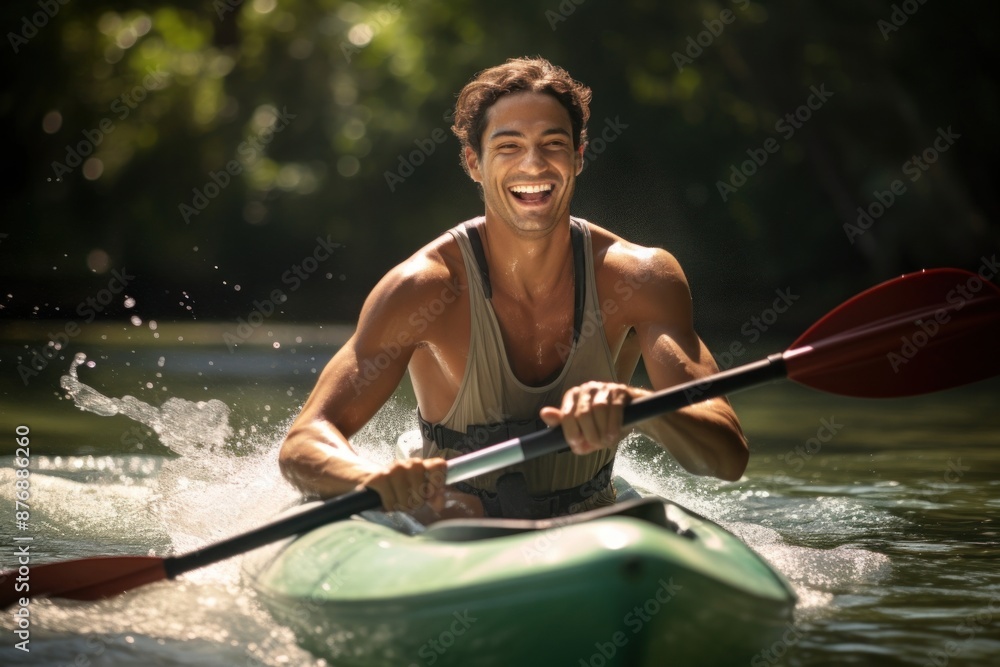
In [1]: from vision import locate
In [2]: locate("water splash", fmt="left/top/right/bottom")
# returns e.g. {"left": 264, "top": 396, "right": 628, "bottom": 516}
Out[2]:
{"left": 60, "top": 352, "right": 232, "bottom": 452}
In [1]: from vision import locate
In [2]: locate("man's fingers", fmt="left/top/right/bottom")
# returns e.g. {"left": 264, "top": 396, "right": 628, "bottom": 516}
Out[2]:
{"left": 364, "top": 458, "right": 450, "bottom": 513}
{"left": 552, "top": 382, "right": 634, "bottom": 455}
{"left": 539, "top": 407, "right": 562, "bottom": 427}
{"left": 424, "top": 458, "right": 448, "bottom": 512}
{"left": 572, "top": 388, "right": 603, "bottom": 453}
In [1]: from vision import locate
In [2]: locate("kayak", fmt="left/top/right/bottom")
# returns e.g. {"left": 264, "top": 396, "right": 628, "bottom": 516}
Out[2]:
{"left": 247, "top": 478, "right": 796, "bottom": 666}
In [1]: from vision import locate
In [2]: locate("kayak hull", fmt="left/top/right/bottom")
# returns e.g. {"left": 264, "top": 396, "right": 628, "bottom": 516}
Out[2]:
{"left": 249, "top": 496, "right": 796, "bottom": 666}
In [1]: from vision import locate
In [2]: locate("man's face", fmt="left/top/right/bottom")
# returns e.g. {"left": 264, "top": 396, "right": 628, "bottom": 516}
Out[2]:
{"left": 465, "top": 91, "right": 584, "bottom": 237}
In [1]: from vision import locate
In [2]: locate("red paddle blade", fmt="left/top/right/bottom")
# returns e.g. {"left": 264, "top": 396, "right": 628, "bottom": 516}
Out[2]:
{"left": 0, "top": 556, "right": 166, "bottom": 608}
{"left": 783, "top": 268, "right": 1000, "bottom": 397}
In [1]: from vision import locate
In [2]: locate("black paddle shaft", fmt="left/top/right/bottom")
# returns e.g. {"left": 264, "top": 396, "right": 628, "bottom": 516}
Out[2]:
{"left": 164, "top": 488, "right": 382, "bottom": 579}
{"left": 517, "top": 353, "right": 788, "bottom": 462}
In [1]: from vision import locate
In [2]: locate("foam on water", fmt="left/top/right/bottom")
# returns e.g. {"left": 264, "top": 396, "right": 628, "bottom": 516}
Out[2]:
{"left": 613, "top": 434, "right": 894, "bottom": 614}
{"left": 61, "top": 352, "right": 232, "bottom": 453}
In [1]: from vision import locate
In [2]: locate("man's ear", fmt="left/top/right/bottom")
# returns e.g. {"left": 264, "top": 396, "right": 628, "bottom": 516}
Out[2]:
{"left": 464, "top": 145, "right": 482, "bottom": 182}
{"left": 575, "top": 142, "right": 586, "bottom": 175}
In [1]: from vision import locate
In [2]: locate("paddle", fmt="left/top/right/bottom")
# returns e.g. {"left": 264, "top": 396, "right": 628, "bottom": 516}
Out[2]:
{"left": 2, "top": 267, "right": 997, "bottom": 609}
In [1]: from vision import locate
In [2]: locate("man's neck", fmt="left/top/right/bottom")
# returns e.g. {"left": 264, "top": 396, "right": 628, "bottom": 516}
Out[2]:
{"left": 477, "top": 214, "right": 574, "bottom": 302}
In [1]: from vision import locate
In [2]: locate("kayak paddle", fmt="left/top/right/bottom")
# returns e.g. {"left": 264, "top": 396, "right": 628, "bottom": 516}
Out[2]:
{"left": 2, "top": 267, "right": 997, "bottom": 608}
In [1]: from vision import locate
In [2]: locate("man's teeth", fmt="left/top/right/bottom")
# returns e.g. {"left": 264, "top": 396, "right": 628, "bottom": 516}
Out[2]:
{"left": 509, "top": 184, "right": 553, "bottom": 194}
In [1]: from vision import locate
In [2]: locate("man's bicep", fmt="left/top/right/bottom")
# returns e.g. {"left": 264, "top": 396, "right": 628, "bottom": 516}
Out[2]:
{"left": 632, "top": 266, "right": 719, "bottom": 389}
{"left": 297, "top": 276, "right": 421, "bottom": 437}
{"left": 299, "top": 334, "right": 411, "bottom": 438}
{"left": 637, "top": 322, "right": 719, "bottom": 389}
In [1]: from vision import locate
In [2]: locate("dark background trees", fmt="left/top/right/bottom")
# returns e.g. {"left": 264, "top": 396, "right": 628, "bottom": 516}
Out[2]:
{"left": 2, "top": 0, "right": 996, "bottom": 345}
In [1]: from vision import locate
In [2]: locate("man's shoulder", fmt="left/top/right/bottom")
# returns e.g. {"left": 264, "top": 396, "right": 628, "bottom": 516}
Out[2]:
{"left": 376, "top": 221, "right": 470, "bottom": 304}
{"left": 580, "top": 219, "right": 685, "bottom": 286}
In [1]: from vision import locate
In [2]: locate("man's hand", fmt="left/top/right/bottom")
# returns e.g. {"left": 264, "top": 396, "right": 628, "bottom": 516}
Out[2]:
{"left": 360, "top": 457, "right": 485, "bottom": 520}
{"left": 540, "top": 381, "right": 634, "bottom": 455}
{"left": 361, "top": 457, "right": 448, "bottom": 512}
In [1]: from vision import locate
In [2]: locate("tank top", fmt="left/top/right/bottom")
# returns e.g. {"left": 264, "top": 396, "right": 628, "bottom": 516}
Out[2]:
{"left": 421, "top": 216, "right": 623, "bottom": 497}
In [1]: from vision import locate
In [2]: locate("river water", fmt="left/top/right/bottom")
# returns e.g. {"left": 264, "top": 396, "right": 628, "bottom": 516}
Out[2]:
{"left": 0, "top": 334, "right": 998, "bottom": 666}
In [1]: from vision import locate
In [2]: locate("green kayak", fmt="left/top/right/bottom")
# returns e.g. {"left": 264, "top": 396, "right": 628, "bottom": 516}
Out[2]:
{"left": 248, "top": 483, "right": 796, "bottom": 666}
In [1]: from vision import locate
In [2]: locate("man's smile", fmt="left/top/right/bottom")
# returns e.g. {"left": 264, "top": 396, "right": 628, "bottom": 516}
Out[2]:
{"left": 508, "top": 182, "right": 555, "bottom": 205}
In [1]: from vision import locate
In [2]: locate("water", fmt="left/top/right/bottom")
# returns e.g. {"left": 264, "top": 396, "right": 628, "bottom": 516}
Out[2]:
{"left": 1, "top": 333, "right": 999, "bottom": 666}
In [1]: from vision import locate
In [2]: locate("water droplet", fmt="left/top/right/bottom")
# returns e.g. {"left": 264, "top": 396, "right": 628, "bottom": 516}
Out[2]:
{"left": 124, "top": 296, "right": 136, "bottom": 308}
{"left": 157, "top": 356, "right": 165, "bottom": 367}
{"left": 130, "top": 315, "right": 142, "bottom": 326}
{"left": 272, "top": 342, "right": 280, "bottom": 349}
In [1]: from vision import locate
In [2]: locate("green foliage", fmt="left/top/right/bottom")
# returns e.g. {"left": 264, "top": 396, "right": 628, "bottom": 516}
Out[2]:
{"left": 1, "top": 0, "right": 996, "bottom": 332}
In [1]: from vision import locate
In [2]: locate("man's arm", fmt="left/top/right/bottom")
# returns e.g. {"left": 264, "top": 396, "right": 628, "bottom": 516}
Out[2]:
{"left": 541, "top": 247, "right": 749, "bottom": 481}
{"left": 277, "top": 264, "right": 448, "bottom": 510}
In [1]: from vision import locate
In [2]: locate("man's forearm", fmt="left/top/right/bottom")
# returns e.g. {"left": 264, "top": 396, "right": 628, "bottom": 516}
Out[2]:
{"left": 630, "top": 389, "right": 749, "bottom": 481}
{"left": 278, "top": 423, "right": 381, "bottom": 499}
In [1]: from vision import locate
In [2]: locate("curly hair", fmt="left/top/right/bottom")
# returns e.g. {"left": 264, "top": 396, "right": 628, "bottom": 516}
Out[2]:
{"left": 451, "top": 57, "right": 592, "bottom": 175}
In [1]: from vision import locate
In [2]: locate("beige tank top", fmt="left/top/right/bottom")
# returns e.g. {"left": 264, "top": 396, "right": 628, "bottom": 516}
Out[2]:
{"left": 422, "top": 217, "right": 623, "bottom": 497}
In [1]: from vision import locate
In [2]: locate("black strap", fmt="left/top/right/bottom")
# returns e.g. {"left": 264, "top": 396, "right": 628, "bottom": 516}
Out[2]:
{"left": 465, "top": 224, "right": 493, "bottom": 299}
{"left": 454, "top": 461, "right": 615, "bottom": 519}
{"left": 417, "top": 410, "right": 616, "bottom": 518}
{"left": 465, "top": 220, "right": 587, "bottom": 344}
{"left": 570, "top": 220, "right": 585, "bottom": 344}
{"left": 418, "top": 410, "right": 548, "bottom": 455}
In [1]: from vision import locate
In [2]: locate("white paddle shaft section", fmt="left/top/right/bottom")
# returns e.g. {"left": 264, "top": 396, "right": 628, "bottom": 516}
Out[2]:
{"left": 445, "top": 439, "right": 526, "bottom": 484}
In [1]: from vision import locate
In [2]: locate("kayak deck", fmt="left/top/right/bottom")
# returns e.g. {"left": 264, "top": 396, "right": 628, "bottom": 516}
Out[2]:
{"left": 248, "top": 496, "right": 796, "bottom": 666}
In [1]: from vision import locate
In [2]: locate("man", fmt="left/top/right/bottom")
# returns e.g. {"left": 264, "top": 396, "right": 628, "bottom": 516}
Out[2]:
{"left": 278, "top": 57, "right": 748, "bottom": 520}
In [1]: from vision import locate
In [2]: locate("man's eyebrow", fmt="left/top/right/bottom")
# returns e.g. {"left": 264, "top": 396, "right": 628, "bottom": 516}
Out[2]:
{"left": 488, "top": 127, "right": 571, "bottom": 141}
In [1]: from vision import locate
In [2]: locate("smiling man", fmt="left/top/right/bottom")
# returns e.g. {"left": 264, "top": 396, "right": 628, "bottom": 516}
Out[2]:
{"left": 278, "top": 57, "right": 748, "bottom": 519}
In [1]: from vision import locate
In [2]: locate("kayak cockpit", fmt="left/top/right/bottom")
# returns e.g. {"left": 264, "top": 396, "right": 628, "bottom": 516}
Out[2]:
{"left": 419, "top": 496, "right": 696, "bottom": 542}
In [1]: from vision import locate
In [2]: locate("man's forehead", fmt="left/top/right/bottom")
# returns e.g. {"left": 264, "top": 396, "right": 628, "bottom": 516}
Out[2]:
{"left": 484, "top": 91, "right": 573, "bottom": 137}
